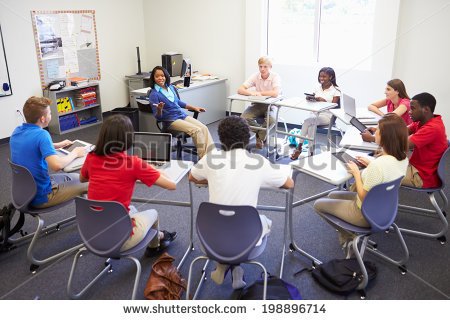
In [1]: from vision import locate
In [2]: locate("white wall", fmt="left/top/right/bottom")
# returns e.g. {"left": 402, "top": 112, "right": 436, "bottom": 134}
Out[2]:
{"left": 0, "top": 0, "right": 146, "bottom": 139}
{"left": 393, "top": 0, "right": 450, "bottom": 130}
{"left": 143, "top": 0, "right": 245, "bottom": 109}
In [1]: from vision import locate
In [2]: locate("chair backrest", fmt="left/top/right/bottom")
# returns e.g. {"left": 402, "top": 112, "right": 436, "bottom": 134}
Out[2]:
{"left": 75, "top": 197, "right": 133, "bottom": 258}
{"left": 196, "top": 202, "right": 263, "bottom": 265}
{"left": 361, "top": 176, "right": 403, "bottom": 232}
{"left": 436, "top": 140, "right": 450, "bottom": 189}
{"left": 8, "top": 160, "right": 37, "bottom": 211}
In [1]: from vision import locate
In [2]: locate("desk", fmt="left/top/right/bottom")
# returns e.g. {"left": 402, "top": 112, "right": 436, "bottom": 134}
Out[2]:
{"left": 131, "top": 78, "right": 227, "bottom": 126}
{"left": 274, "top": 97, "right": 338, "bottom": 156}
{"left": 339, "top": 126, "right": 379, "bottom": 151}
{"left": 330, "top": 109, "right": 380, "bottom": 126}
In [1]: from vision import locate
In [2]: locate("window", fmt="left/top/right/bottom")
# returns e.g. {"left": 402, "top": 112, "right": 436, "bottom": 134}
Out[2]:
{"left": 267, "top": 0, "right": 377, "bottom": 69}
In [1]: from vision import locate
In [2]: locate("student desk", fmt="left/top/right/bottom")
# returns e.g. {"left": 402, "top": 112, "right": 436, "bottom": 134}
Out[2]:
{"left": 339, "top": 126, "right": 379, "bottom": 152}
{"left": 227, "top": 94, "right": 282, "bottom": 157}
{"left": 273, "top": 98, "right": 338, "bottom": 156}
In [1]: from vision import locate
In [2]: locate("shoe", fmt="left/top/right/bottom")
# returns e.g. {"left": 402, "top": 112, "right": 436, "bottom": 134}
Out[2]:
{"left": 255, "top": 138, "right": 264, "bottom": 149}
{"left": 231, "top": 266, "right": 246, "bottom": 289}
{"left": 160, "top": 230, "right": 177, "bottom": 249}
{"left": 246, "top": 119, "right": 262, "bottom": 128}
{"left": 145, "top": 230, "right": 177, "bottom": 257}
{"left": 290, "top": 148, "right": 302, "bottom": 160}
{"left": 211, "top": 263, "right": 230, "bottom": 285}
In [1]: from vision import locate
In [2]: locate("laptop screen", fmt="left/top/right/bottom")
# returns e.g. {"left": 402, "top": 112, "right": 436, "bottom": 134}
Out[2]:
{"left": 132, "top": 132, "right": 171, "bottom": 162}
{"left": 342, "top": 93, "right": 356, "bottom": 117}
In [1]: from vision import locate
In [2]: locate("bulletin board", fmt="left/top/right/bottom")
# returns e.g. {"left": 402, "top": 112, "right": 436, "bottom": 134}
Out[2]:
{"left": 0, "top": 24, "right": 12, "bottom": 97}
{"left": 31, "top": 10, "right": 101, "bottom": 89}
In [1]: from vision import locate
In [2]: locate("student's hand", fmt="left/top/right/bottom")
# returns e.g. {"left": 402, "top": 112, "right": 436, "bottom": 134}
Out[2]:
{"left": 361, "top": 130, "right": 375, "bottom": 143}
{"left": 315, "top": 97, "right": 327, "bottom": 102}
{"left": 192, "top": 106, "right": 206, "bottom": 113}
{"left": 54, "top": 139, "right": 73, "bottom": 149}
{"left": 346, "top": 161, "right": 361, "bottom": 177}
{"left": 156, "top": 102, "right": 164, "bottom": 116}
{"left": 355, "top": 156, "right": 370, "bottom": 167}
{"left": 367, "top": 127, "right": 377, "bottom": 134}
{"left": 71, "top": 146, "right": 87, "bottom": 158}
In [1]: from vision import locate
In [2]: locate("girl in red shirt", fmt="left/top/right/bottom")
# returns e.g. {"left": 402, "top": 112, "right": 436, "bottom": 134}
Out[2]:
{"left": 80, "top": 115, "right": 177, "bottom": 256}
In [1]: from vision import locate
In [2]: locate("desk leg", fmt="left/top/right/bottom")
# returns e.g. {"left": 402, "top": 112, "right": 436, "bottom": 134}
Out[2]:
{"left": 279, "top": 189, "right": 291, "bottom": 278}
{"left": 327, "top": 115, "right": 337, "bottom": 151}
{"left": 177, "top": 180, "right": 195, "bottom": 270}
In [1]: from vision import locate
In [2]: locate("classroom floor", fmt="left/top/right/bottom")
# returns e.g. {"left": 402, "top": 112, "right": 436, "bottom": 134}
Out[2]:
{"left": 0, "top": 118, "right": 449, "bottom": 300}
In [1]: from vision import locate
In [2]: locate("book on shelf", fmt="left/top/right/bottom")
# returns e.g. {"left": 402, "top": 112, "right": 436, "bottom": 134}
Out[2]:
{"left": 68, "top": 77, "right": 89, "bottom": 86}
{"left": 56, "top": 97, "right": 74, "bottom": 113}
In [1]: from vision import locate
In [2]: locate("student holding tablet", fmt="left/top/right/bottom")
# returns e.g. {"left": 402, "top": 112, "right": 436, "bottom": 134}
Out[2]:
{"left": 314, "top": 113, "right": 409, "bottom": 257}
{"left": 10, "top": 96, "right": 88, "bottom": 208}
{"left": 290, "top": 67, "right": 340, "bottom": 160}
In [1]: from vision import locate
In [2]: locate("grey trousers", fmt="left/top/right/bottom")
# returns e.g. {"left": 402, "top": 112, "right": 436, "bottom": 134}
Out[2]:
{"left": 241, "top": 103, "right": 276, "bottom": 141}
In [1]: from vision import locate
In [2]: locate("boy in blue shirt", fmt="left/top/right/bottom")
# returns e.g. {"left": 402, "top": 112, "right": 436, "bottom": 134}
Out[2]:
{"left": 10, "top": 96, "right": 87, "bottom": 208}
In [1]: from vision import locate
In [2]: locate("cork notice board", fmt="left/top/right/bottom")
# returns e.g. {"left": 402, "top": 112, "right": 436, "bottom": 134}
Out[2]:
{"left": 31, "top": 10, "right": 101, "bottom": 88}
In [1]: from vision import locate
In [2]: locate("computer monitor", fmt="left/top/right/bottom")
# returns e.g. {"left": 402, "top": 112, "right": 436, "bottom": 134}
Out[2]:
{"left": 181, "top": 58, "right": 191, "bottom": 87}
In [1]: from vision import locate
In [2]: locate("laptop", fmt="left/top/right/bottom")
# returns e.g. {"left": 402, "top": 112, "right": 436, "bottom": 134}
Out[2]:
{"left": 132, "top": 132, "right": 172, "bottom": 169}
{"left": 332, "top": 150, "right": 366, "bottom": 169}
{"left": 350, "top": 117, "right": 368, "bottom": 133}
{"left": 342, "top": 93, "right": 376, "bottom": 119}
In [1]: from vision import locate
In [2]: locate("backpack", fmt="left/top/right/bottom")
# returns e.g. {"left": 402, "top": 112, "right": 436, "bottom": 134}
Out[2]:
{"left": 237, "top": 274, "right": 302, "bottom": 300}
{"left": 287, "top": 128, "right": 301, "bottom": 147}
{"left": 296, "top": 258, "right": 377, "bottom": 296}
{"left": 144, "top": 252, "right": 186, "bottom": 300}
{"left": 0, "top": 203, "right": 25, "bottom": 252}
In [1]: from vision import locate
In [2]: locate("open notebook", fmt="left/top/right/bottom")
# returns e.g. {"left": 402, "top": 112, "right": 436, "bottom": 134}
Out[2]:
{"left": 132, "top": 132, "right": 172, "bottom": 169}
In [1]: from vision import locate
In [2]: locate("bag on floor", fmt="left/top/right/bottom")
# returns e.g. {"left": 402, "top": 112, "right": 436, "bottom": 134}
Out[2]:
{"left": 0, "top": 203, "right": 24, "bottom": 252}
{"left": 306, "top": 258, "right": 377, "bottom": 295}
{"left": 144, "top": 252, "right": 186, "bottom": 300}
{"left": 237, "top": 274, "right": 302, "bottom": 300}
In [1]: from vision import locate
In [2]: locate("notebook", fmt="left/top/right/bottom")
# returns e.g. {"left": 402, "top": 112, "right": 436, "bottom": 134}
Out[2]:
{"left": 132, "top": 132, "right": 172, "bottom": 169}
{"left": 332, "top": 150, "right": 366, "bottom": 169}
{"left": 342, "top": 93, "right": 376, "bottom": 119}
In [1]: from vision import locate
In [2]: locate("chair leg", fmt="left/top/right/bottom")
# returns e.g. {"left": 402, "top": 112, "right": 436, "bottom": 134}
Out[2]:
{"left": 247, "top": 260, "right": 268, "bottom": 300}
{"left": 27, "top": 214, "right": 84, "bottom": 273}
{"left": 399, "top": 192, "right": 448, "bottom": 240}
{"left": 351, "top": 236, "right": 369, "bottom": 291}
{"left": 177, "top": 139, "right": 182, "bottom": 159}
{"left": 125, "top": 256, "right": 142, "bottom": 300}
{"left": 67, "top": 248, "right": 112, "bottom": 299}
{"left": 367, "top": 223, "right": 409, "bottom": 270}
{"left": 186, "top": 255, "right": 208, "bottom": 300}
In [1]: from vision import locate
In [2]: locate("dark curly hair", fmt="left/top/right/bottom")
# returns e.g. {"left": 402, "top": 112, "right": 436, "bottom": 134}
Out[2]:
{"left": 218, "top": 116, "right": 250, "bottom": 151}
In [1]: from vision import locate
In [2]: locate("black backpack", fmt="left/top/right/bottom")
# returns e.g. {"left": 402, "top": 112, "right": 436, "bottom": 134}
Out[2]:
{"left": 0, "top": 203, "right": 25, "bottom": 252}
{"left": 237, "top": 274, "right": 302, "bottom": 300}
{"left": 296, "top": 258, "right": 377, "bottom": 297}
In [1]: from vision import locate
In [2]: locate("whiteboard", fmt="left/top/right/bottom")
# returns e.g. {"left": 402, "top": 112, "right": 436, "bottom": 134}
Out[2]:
{"left": 0, "top": 24, "right": 12, "bottom": 97}
{"left": 31, "top": 10, "right": 101, "bottom": 89}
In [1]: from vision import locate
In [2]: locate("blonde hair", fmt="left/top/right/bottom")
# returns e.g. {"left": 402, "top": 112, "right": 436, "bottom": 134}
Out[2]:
{"left": 258, "top": 56, "right": 273, "bottom": 67}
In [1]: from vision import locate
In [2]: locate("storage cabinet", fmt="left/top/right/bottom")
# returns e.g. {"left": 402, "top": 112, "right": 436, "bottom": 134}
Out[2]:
{"left": 45, "top": 82, "right": 103, "bottom": 134}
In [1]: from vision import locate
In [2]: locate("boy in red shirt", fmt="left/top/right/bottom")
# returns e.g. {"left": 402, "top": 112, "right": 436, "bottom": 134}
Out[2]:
{"left": 403, "top": 92, "right": 448, "bottom": 188}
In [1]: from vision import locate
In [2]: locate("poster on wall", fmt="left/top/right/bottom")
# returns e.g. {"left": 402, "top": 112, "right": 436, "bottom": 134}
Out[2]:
{"left": 31, "top": 10, "right": 101, "bottom": 89}
{"left": 0, "top": 24, "right": 12, "bottom": 97}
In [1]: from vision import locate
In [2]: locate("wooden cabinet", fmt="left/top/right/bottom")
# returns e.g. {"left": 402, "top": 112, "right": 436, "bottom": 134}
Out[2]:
{"left": 45, "top": 82, "right": 103, "bottom": 134}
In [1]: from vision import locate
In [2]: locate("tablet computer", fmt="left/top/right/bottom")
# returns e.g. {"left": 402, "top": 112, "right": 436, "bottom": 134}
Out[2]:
{"left": 59, "top": 140, "right": 92, "bottom": 154}
{"left": 350, "top": 117, "right": 368, "bottom": 133}
{"left": 332, "top": 150, "right": 366, "bottom": 169}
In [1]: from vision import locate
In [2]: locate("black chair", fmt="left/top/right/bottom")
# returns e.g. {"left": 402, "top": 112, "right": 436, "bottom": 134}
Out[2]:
{"left": 136, "top": 87, "right": 199, "bottom": 159}
{"left": 67, "top": 197, "right": 158, "bottom": 300}
{"left": 186, "top": 202, "right": 268, "bottom": 300}
{"left": 398, "top": 141, "right": 450, "bottom": 243}
{"left": 316, "top": 177, "right": 409, "bottom": 298}
{"left": 8, "top": 160, "right": 83, "bottom": 273}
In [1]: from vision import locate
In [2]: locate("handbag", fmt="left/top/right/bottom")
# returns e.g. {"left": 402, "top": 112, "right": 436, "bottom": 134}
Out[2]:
{"left": 144, "top": 252, "right": 186, "bottom": 300}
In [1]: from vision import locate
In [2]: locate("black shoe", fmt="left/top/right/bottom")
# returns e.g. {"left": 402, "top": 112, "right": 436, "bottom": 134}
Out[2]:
{"left": 160, "top": 230, "right": 177, "bottom": 249}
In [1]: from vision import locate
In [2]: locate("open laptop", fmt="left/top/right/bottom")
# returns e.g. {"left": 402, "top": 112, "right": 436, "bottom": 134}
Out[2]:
{"left": 342, "top": 93, "right": 376, "bottom": 119}
{"left": 332, "top": 150, "right": 366, "bottom": 169}
{"left": 132, "top": 132, "right": 172, "bottom": 169}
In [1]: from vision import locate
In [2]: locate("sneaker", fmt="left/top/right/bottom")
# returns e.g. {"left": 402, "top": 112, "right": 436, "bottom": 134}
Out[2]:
{"left": 246, "top": 119, "right": 261, "bottom": 128}
{"left": 145, "top": 230, "right": 177, "bottom": 257}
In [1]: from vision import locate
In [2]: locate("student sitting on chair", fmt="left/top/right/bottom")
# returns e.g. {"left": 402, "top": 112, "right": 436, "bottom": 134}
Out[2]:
{"left": 189, "top": 116, "right": 294, "bottom": 289}
{"left": 148, "top": 66, "right": 214, "bottom": 159}
{"left": 80, "top": 115, "right": 177, "bottom": 256}
{"left": 238, "top": 56, "right": 281, "bottom": 149}
{"left": 291, "top": 67, "right": 340, "bottom": 160}
{"left": 314, "top": 113, "right": 409, "bottom": 257}
{"left": 361, "top": 79, "right": 412, "bottom": 142}
{"left": 10, "top": 96, "right": 87, "bottom": 208}
{"left": 401, "top": 92, "right": 448, "bottom": 188}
